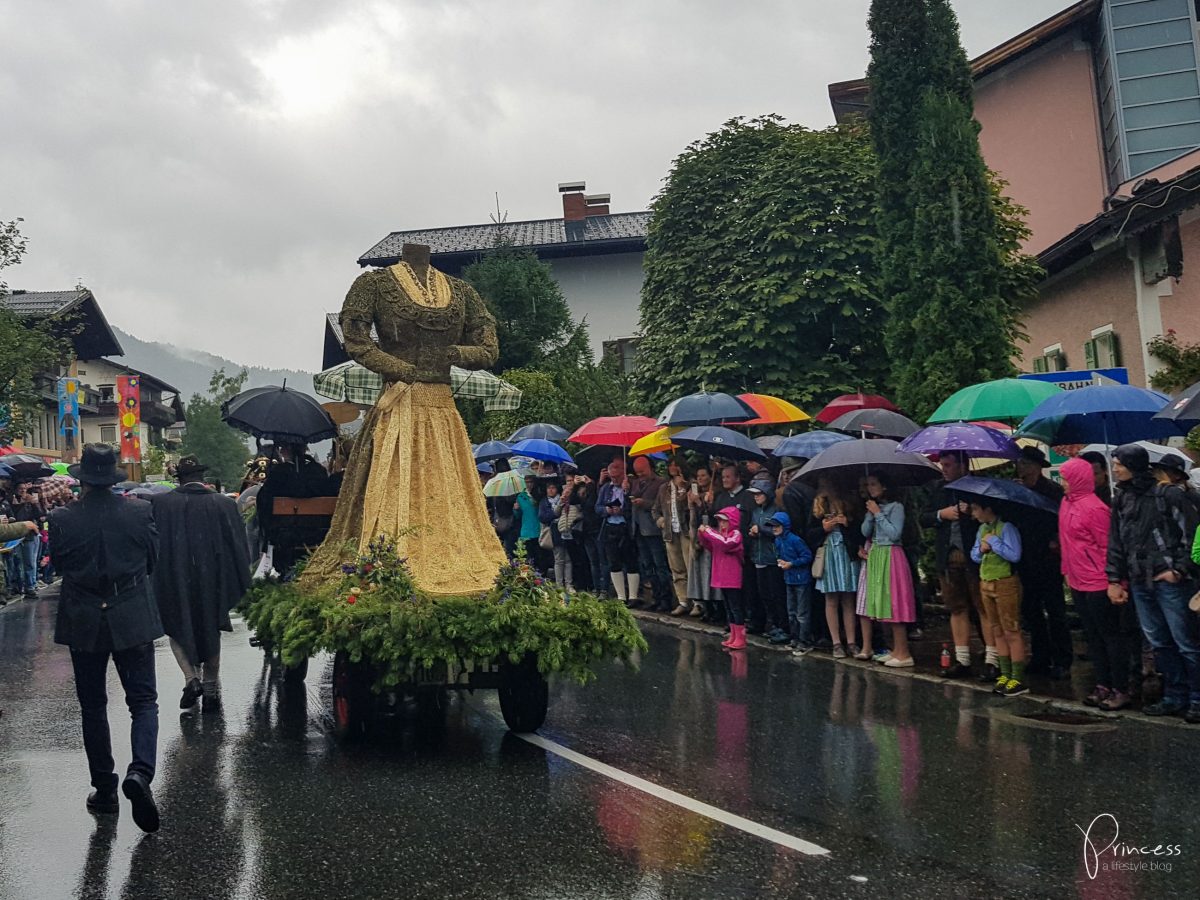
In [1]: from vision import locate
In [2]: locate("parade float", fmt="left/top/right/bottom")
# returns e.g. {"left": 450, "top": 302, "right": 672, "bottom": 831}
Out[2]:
{"left": 232, "top": 244, "right": 645, "bottom": 739}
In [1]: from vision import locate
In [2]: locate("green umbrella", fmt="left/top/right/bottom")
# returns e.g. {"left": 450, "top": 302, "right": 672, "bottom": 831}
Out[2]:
{"left": 927, "top": 378, "right": 1062, "bottom": 425}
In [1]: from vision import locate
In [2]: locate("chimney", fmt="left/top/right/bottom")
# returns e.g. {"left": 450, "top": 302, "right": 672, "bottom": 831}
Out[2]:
{"left": 584, "top": 193, "right": 610, "bottom": 217}
{"left": 559, "top": 181, "right": 587, "bottom": 224}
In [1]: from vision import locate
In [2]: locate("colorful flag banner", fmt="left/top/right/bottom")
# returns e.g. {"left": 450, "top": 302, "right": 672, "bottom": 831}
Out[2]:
{"left": 57, "top": 377, "right": 81, "bottom": 453}
{"left": 116, "top": 374, "right": 142, "bottom": 464}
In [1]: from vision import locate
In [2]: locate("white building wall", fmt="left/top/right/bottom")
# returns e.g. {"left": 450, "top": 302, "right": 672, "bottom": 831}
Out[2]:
{"left": 546, "top": 252, "right": 644, "bottom": 356}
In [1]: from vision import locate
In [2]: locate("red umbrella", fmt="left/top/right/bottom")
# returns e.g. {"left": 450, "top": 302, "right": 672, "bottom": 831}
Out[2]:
{"left": 814, "top": 392, "right": 899, "bottom": 424}
{"left": 568, "top": 416, "right": 659, "bottom": 447}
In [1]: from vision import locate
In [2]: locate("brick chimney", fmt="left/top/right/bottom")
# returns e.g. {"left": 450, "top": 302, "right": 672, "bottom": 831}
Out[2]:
{"left": 559, "top": 181, "right": 611, "bottom": 241}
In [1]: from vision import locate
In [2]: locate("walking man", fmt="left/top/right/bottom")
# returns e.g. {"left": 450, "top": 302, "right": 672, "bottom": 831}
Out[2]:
{"left": 150, "top": 455, "right": 251, "bottom": 713}
{"left": 50, "top": 444, "right": 161, "bottom": 832}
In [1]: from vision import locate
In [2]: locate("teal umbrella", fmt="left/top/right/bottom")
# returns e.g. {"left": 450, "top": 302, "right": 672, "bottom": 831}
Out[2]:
{"left": 928, "top": 378, "right": 1063, "bottom": 425}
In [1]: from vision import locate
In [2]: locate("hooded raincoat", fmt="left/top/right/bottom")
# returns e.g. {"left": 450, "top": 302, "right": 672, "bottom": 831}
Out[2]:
{"left": 1059, "top": 457, "right": 1111, "bottom": 592}
{"left": 697, "top": 506, "right": 744, "bottom": 589}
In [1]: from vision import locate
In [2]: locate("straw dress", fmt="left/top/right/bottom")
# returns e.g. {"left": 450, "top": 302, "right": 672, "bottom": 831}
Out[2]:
{"left": 300, "top": 263, "right": 507, "bottom": 596}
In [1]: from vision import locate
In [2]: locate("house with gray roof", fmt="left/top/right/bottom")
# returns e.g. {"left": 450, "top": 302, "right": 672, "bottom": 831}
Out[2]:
{"left": 338, "top": 182, "right": 647, "bottom": 369}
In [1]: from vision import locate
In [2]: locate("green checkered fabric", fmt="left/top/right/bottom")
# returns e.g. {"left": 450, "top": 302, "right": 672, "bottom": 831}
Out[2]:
{"left": 314, "top": 362, "right": 521, "bottom": 412}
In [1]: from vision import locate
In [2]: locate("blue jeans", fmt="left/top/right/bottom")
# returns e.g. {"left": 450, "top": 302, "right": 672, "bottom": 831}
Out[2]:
{"left": 787, "top": 583, "right": 814, "bottom": 645}
{"left": 1131, "top": 581, "right": 1200, "bottom": 705}
{"left": 70, "top": 642, "right": 159, "bottom": 791}
{"left": 19, "top": 535, "right": 40, "bottom": 592}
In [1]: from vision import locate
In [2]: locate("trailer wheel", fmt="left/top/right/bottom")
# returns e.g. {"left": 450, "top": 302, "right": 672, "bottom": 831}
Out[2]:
{"left": 332, "top": 651, "right": 371, "bottom": 742}
{"left": 498, "top": 653, "right": 548, "bottom": 733}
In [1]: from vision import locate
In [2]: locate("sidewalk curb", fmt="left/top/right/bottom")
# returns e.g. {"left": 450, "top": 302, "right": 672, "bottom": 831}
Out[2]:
{"left": 631, "top": 609, "right": 1196, "bottom": 731}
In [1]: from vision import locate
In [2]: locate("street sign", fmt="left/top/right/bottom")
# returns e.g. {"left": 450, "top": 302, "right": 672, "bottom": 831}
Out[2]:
{"left": 1019, "top": 368, "right": 1129, "bottom": 391}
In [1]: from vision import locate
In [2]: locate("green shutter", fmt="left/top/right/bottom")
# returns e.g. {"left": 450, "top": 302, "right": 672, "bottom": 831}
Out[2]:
{"left": 1033, "top": 356, "right": 1048, "bottom": 373}
{"left": 1084, "top": 339, "right": 1099, "bottom": 369}
{"left": 1097, "top": 331, "right": 1121, "bottom": 367}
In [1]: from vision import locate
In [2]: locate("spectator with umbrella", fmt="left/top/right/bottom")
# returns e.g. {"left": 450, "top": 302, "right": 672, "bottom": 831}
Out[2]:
{"left": 968, "top": 497, "right": 1028, "bottom": 696}
{"left": 596, "top": 459, "right": 639, "bottom": 604}
{"left": 1107, "top": 443, "right": 1200, "bottom": 722}
{"left": 686, "top": 465, "right": 718, "bottom": 621}
{"left": 713, "top": 462, "right": 762, "bottom": 633}
{"left": 654, "top": 457, "right": 694, "bottom": 615}
{"left": 629, "top": 456, "right": 670, "bottom": 610}
{"left": 812, "top": 476, "right": 864, "bottom": 659}
{"left": 255, "top": 441, "right": 334, "bottom": 577}
{"left": 858, "top": 473, "right": 917, "bottom": 667}
{"left": 1013, "top": 447, "right": 1069, "bottom": 680}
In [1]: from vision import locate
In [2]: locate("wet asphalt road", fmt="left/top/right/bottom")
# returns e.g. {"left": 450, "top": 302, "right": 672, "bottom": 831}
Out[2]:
{"left": 2, "top": 591, "right": 1198, "bottom": 900}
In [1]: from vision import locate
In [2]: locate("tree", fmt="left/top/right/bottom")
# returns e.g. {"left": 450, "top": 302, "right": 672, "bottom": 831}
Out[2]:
{"left": 869, "top": 0, "right": 1042, "bottom": 420}
{"left": 180, "top": 368, "right": 250, "bottom": 489}
{"left": 463, "top": 246, "right": 574, "bottom": 372}
{"left": 635, "top": 117, "right": 887, "bottom": 412}
{"left": 0, "top": 217, "right": 75, "bottom": 440}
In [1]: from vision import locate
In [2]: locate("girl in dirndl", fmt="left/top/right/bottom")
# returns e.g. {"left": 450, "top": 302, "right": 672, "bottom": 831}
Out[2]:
{"left": 857, "top": 474, "right": 916, "bottom": 667}
{"left": 813, "top": 478, "right": 862, "bottom": 659}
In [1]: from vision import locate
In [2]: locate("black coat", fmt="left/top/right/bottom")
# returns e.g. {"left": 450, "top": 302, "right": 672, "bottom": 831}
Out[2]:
{"left": 50, "top": 491, "right": 161, "bottom": 653}
{"left": 920, "top": 480, "right": 982, "bottom": 573}
{"left": 713, "top": 487, "right": 757, "bottom": 539}
{"left": 150, "top": 483, "right": 252, "bottom": 665}
{"left": 781, "top": 479, "right": 825, "bottom": 550}
{"left": 1107, "top": 473, "right": 1198, "bottom": 588}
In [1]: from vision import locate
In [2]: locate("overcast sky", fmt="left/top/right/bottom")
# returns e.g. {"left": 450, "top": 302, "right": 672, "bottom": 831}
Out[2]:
{"left": 1, "top": 0, "right": 1066, "bottom": 370}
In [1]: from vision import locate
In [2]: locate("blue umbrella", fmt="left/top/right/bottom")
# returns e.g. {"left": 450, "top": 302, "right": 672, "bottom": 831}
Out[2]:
{"left": 773, "top": 431, "right": 855, "bottom": 459}
{"left": 657, "top": 392, "right": 757, "bottom": 427}
{"left": 508, "top": 423, "right": 570, "bottom": 442}
{"left": 945, "top": 475, "right": 1060, "bottom": 516}
{"left": 898, "top": 423, "right": 1019, "bottom": 460}
{"left": 509, "top": 438, "right": 575, "bottom": 466}
{"left": 1017, "top": 385, "right": 1185, "bottom": 446}
{"left": 671, "top": 426, "right": 767, "bottom": 461}
{"left": 473, "top": 440, "right": 513, "bottom": 463}
{"left": 476, "top": 461, "right": 496, "bottom": 476}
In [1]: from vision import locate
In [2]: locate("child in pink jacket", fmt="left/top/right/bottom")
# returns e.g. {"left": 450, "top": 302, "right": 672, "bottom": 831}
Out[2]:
{"left": 1059, "top": 456, "right": 1130, "bottom": 710}
{"left": 698, "top": 506, "right": 746, "bottom": 650}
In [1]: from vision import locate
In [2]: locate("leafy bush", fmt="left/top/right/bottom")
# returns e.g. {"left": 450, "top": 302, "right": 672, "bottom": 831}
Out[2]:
{"left": 241, "top": 537, "right": 647, "bottom": 690}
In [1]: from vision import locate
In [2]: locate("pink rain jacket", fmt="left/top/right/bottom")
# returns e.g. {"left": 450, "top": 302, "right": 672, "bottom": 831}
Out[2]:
{"left": 1058, "top": 456, "right": 1111, "bottom": 592}
{"left": 698, "top": 506, "right": 744, "bottom": 589}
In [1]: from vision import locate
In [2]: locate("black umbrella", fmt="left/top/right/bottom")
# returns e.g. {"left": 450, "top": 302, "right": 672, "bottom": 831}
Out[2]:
{"left": 508, "top": 423, "right": 570, "bottom": 442}
{"left": 827, "top": 409, "right": 920, "bottom": 440}
{"left": 797, "top": 438, "right": 941, "bottom": 487}
{"left": 221, "top": 385, "right": 338, "bottom": 445}
{"left": 672, "top": 426, "right": 767, "bottom": 462}
{"left": 1, "top": 454, "right": 55, "bottom": 480}
{"left": 1153, "top": 380, "right": 1200, "bottom": 424}
{"left": 946, "top": 475, "right": 1059, "bottom": 517}
{"left": 571, "top": 444, "right": 626, "bottom": 478}
{"left": 657, "top": 392, "right": 757, "bottom": 427}
{"left": 473, "top": 441, "right": 513, "bottom": 463}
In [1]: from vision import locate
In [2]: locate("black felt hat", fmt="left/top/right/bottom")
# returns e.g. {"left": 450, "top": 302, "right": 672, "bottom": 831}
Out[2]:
{"left": 68, "top": 444, "right": 126, "bottom": 486}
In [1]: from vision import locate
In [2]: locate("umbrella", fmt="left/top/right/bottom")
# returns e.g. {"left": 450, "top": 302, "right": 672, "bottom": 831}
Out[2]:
{"left": 1078, "top": 441, "right": 1192, "bottom": 470}
{"left": 670, "top": 426, "right": 767, "bottom": 462}
{"left": 509, "top": 438, "right": 575, "bottom": 466}
{"left": 1153, "top": 380, "right": 1200, "bottom": 425}
{"left": 814, "top": 393, "right": 899, "bottom": 424}
{"left": 773, "top": 431, "right": 856, "bottom": 460}
{"left": 0, "top": 464, "right": 13, "bottom": 480}
{"left": 476, "top": 462, "right": 496, "bottom": 476}
{"left": 898, "top": 424, "right": 1020, "bottom": 460}
{"left": 827, "top": 409, "right": 920, "bottom": 440}
{"left": 482, "top": 468, "right": 532, "bottom": 498}
{"left": 222, "top": 385, "right": 338, "bottom": 445}
{"left": 568, "top": 416, "right": 659, "bottom": 447}
{"left": 1, "top": 454, "right": 55, "bottom": 480}
{"left": 928, "top": 378, "right": 1064, "bottom": 425}
{"left": 797, "top": 438, "right": 942, "bottom": 487}
{"left": 51, "top": 462, "right": 71, "bottom": 476}
{"left": 508, "top": 423, "right": 570, "bottom": 443}
{"left": 1017, "top": 385, "right": 1185, "bottom": 446}
{"left": 754, "top": 434, "right": 789, "bottom": 454}
{"left": 473, "top": 441, "right": 513, "bottom": 463}
{"left": 733, "top": 394, "right": 810, "bottom": 426}
{"left": 314, "top": 361, "right": 523, "bottom": 411}
{"left": 630, "top": 427, "right": 680, "bottom": 457}
{"left": 944, "top": 475, "right": 1060, "bottom": 516}
{"left": 657, "top": 392, "right": 757, "bottom": 427}
{"left": 572, "top": 444, "right": 626, "bottom": 477}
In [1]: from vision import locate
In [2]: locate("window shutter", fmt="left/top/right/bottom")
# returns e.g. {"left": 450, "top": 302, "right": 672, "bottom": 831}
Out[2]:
{"left": 1033, "top": 356, "right": 1048, "bottom": 374}
{"left": 1097, "top": 331, "right": 1121, "bottom": 367}
{"left": 1084, "top": 339, "right": 1099, "bottom": 369}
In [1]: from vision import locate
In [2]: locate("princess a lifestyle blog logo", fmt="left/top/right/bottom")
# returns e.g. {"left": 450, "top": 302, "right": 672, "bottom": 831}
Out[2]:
{"left": 1077, "top": 814, "right": 1183, "bottom": 880}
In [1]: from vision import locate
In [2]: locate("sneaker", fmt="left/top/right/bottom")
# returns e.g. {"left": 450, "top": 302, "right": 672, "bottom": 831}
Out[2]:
{"left": 872, "top": 651, "right": 893, "bottom": 664}
{"left": 979, "top": 663, "right": 1000, "bottom": 682}
{"left": 1083, "top": 686, "right": 1111, "bottom": 708}
{"left": 1186, "top": 702, "right": 1200, "bottom": 725}
{"left": 832, "top": 644, "right": 847, "bottom": 660}
{"left": 791, "top": 643, "right": 813, "bottom": 657}
{"left": 1003, "top": 679, "right": 1029, "bottom": 697}
{"left": 993, "top": 676, "right": 1010, "bottom": 695}
{"left": 1143, "top": 698, "right": 1187, "bottom": 717}
{"left": 768, "top": 629, "right": 791, "bottom": 645}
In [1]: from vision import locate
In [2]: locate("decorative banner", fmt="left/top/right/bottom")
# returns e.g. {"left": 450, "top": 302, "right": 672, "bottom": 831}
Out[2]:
{"left": 57, "top": 377, "right": 81, "bottom": 453}
{"left": 116, "top": 375, "right": 142, "bottom": 464}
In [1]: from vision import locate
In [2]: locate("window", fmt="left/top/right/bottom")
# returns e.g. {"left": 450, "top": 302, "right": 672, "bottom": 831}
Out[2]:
{"left": 100, "top": 425, "right": 117, "bottom": 444}
{"left": 1032, "top": 345, "right": 1068, "bottom": 373}
{"left": 1084, "top": 331, "right": 1122, "bottom": 368}
{"left": 99, "top": 385, "right": 114, "bottom": 403}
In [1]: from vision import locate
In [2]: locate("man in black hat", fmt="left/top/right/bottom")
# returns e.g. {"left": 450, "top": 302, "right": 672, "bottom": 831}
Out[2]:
{"left": 1014, "top": 445, "right": 1069, "bottom": 679}
{"left": 150, "top": 455, "right": 251, "bottom": 713}
{"left": 50, "top": 444, "right": 161, "bottom": 833}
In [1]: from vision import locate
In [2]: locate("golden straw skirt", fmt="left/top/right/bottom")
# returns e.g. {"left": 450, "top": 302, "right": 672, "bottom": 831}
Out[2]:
{"left": 301, "top": 381, "right": 506, "bottom": 597}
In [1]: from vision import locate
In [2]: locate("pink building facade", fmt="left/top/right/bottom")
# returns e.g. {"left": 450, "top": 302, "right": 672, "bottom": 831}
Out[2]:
{"left": 831, "top": 0, "right": 1200, "bottom": 388}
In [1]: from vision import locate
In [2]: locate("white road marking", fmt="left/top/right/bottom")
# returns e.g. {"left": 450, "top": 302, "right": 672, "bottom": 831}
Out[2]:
{"left": 518, "top": 733, "right": 831, "bottom": 857}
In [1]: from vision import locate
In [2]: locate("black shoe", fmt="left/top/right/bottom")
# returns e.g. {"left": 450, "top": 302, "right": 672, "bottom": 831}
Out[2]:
{"left": 1185, "top": 702, "right": 1200, "bottom": 725}
{"left": 1025, "top": 659, "right": 1050, "bottom": 676}
{"left": 121, "top": 772, "right": 160, "bottom": 833}
{"left": 1144, "top": 698, "right": 1187, "bottom": 717}
{"left": 978, "top": 663, "right": 1000, "bottom": 682}
{"left": 23, "top": 590, "right": 38, "bottom": 600}
{"left": 201, "top": 684, "right": 222, "bottom": 715}
{"left": 941, "top": 661, "right": 972, "bottom": 679}
{"left": 1048, "top": 665, "right": 1071, "bottom": 681}
{"left": 86, "top": 788, "right": 119, "bottom": 815}
{"left": 180, "top": 677, "right": 203, "bottom": 711}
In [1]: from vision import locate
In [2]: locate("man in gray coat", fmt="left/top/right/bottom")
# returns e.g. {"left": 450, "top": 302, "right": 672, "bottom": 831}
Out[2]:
{"left": 51, "top": 444, "right": 161, "bottom": 833}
